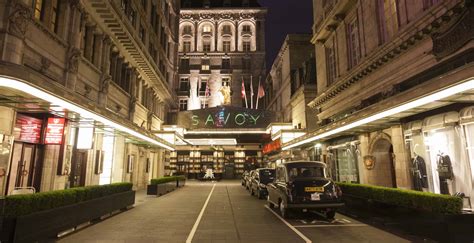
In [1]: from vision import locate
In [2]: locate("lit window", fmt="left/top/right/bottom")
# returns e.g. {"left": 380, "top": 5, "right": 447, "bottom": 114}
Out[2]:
{"left": 51, "top": 0, "right": 60, "bottom": 32}
{"left": 179, "top": 99, "right": 188, "bottom": 111}
{"left": 325, "top": 39, "right": 336, "bottom": 86}
{"left": 347, "top": 17, "right": 360, "bottom": 68}
{"left": 32, "top": 0, "right": 44, "bottom": 21}
{"left": 203, "top": 25, "right": 212, "bottom": 33}
{"left": 222, "top": 77, "right": 231, "bottom": 87}
{"left": 202, "top": 64, "right": 210, "bottom": 71}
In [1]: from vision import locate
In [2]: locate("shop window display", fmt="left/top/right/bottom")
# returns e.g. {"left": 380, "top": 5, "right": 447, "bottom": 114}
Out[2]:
{"left": 328, "top": 144, "right": 359, "bottom": 183}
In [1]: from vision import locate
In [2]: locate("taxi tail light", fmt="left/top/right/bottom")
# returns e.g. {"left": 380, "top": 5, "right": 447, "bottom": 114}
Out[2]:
{"left": 335, "top": 185, "right": 343, "bottom": 197}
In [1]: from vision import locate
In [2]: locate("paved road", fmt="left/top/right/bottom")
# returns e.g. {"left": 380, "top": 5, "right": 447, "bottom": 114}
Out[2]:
{"left": 59, "top": 180, "right": 423, "bottom": 243}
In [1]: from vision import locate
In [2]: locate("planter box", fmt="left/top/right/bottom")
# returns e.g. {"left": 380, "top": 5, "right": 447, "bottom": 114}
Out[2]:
{"left": 177, "top": 178, "right": 186, "bottom": 187}
{"left": 0, "top": 190, "right": 135, "bottom": 243}
{"left": 147, "top": 184, "right": 168, "bottom": 196}
{"left": 342, "top": 194, "right": 474, "bottom": 242}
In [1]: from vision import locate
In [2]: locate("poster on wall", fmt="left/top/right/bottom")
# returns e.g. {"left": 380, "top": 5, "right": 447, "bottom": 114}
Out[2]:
{"left": 13, "top": 114, "right": 43, "bottom": 143}
{"left": 44, "top": 118, "right": 66, "bottom": 144}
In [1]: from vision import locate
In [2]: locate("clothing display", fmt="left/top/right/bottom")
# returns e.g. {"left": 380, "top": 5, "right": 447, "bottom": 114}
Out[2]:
{"left": 437, "top": 153, "right": 454, "bottom": 195}
{"left": 412, "top": 155, "right": 428, "bottom": 191}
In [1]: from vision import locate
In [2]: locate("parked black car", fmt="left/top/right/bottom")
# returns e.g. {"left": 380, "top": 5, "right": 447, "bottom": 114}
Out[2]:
{"left": 241, "top": 171, "right": 249, "bottom": 186}
{"left": 267, "top": 161, "right": 343, "bottom": 219}
{"left": 250, "top": 168, "right": 275, "bottom": 199}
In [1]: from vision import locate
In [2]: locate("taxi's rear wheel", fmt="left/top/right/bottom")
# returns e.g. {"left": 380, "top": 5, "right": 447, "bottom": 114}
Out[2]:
{"left": 326, "top": 210, "right": 336, "bottom": 220}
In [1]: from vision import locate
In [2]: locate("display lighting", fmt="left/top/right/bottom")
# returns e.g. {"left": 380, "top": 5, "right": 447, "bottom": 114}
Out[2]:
{"left": 186, "top": 138, "right": 237, "bottom": 145}
{"left": 185, "top": 130, "right": 267, "bottom": 134}
{"left": 283, "top": 79, "right": 474, "bottom": 150}
{"left": 0, "top": 78, "right": 174, "bottom": 151}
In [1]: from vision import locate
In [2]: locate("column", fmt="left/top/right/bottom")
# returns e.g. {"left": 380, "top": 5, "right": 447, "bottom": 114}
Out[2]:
{"left": 234, "top": 20, "right": 239, "bottom": 52}
{"left": 65, "top": 1, "right": 84, "bottom": 89}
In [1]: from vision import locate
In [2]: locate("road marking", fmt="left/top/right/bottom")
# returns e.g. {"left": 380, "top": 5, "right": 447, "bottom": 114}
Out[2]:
{"left": 264, "top": 205, "right": 312, "bottom": 243}
{"left": 293, "top": 224, "right": 368, "bottom": 228}
{"left": 186, "top": 183, "right": 216, "bottom": 243}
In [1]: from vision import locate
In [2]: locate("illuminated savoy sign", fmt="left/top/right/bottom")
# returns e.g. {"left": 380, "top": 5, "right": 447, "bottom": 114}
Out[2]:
{"left": 177, "top": 106, "right": 273, "bottom": 129}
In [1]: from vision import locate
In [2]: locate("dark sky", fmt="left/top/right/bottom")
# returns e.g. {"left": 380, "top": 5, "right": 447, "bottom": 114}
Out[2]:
{"left": 258, "top": 0, "right": 313, "bottom": 71}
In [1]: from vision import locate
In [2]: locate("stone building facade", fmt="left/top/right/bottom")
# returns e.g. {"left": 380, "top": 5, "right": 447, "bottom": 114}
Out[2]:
{"left": 177, "top": 0, "right": 266, "bottom": 110}
{"left": 0, "top": 0, "right": 179, "bottom": 195}
{"left": 283, "top": 0, "right": 474, "bottom": 208}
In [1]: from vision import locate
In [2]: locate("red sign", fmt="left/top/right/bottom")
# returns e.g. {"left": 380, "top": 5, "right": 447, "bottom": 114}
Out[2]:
{"left": 14, "top": 114, "right": 43, "bottom": 143}
{"left": 263, "top": 138, "right": 281, "bottom": 155}
{"left": 45, "top": 118, "right": 66, "bottom": 144}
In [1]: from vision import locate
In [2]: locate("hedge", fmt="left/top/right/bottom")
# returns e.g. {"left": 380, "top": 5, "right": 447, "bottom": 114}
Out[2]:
{"left": 2, "top": 182, "right": 133, "bottom": 217}
{"left": 337, "top": 182, "right": 463, "bottom": 215}
{"left": 150, "top": 176, "right": 186, "bottom": 185}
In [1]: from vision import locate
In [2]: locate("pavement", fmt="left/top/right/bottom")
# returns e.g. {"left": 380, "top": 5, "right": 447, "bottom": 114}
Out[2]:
{"left": 58, "top": 180, "right": 426, "bottom": 243}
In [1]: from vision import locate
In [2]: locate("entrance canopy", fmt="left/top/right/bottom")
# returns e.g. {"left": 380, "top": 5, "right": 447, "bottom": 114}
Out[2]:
{"left": 283, "top": 78, "right": 474, "bottom": 150}
{"left": 0, "top": 77, "right": 174, "bottom": 150}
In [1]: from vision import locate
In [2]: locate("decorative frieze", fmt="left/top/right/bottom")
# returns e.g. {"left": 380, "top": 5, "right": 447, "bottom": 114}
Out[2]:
{"left": 8, "top": 2, "right": 31, "bottom": 39}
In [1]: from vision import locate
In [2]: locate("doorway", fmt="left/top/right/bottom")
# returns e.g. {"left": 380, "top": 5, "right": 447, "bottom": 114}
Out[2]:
{"left": 6, "top": 142, "right": 43, "bottom": 194}
{"left": 370, "top": 138, "right": 397, "bottom": 187}
{"left": 70, "top": 150, "right": 88, "bottom": 187}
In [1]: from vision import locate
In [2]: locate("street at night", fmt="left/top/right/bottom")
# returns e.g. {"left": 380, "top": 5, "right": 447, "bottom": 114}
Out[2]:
{"left": 59, "top": 181, "right": 422, "bottom": 243}
{"left": 0, "top": 0, "right": 474, "bottom": 242}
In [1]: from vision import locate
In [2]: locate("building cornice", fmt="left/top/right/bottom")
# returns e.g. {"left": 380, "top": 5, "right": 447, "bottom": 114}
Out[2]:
{"left": 308, "top": 0, "right": 467, "bottom": 109}
{"left": 180, "top": 9, "right": 267, "bottom": 21}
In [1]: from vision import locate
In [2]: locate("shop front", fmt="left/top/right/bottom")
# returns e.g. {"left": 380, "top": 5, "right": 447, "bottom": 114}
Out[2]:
{"left": 326, "top": 137, "right": 360, "bottom": 183}
{"left": 404, "top": 109, "right": 474, "bottom": 208}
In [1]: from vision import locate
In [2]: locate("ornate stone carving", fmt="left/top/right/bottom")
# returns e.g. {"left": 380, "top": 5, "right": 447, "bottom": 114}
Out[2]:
{"left": 100, "top": 74, "right": 112, "bottom": 93}
{"left": 67, "top": 48, "right": 81, "bottom": 73}
{"left": 8, "top": 2, "right": 31, "bottom": 38}
{"left": 432, "top": 4, "right": 474, "bottom": 59}
{"left": 84, "top": 84, "right": 92, "bottom": 97}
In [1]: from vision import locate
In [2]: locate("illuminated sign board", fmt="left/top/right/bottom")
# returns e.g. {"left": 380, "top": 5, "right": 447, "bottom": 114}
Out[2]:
{"left": 263, "top": 138, "right": 281, "bottom": 155}
{"left": 45, "top": 118, "right": 66, "bottom": 144}
{"left": 14, "top": 114, "right": 43, "bottom": 143}
{"left": 177, "top": 106, "right": 274, "bottom": 129}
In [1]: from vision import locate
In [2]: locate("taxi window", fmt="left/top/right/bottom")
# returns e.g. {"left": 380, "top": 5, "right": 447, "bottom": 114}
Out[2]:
{"left": 288, "top": 166, "right": 325, "bottom": 179}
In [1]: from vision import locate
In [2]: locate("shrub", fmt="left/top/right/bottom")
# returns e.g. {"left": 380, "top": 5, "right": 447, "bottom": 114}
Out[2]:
{"left": 2, "top": 182, "right": 133, "bottom": 217}
{"left": 150, "top": 176, "right": 185, "bottom": 185}
{"left": 337, "top": 182, "right": 463, "bottom": 214}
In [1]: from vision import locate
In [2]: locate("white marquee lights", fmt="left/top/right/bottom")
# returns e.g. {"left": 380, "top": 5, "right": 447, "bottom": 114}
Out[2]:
{"left": 0, "top": 77, "right": 175, "bottom": 151}
{"left": 283, "top": 78, "right": 474, "bottom": 150}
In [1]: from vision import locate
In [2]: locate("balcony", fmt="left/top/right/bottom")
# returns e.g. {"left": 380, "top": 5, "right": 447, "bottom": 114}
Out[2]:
{"left": 182, "top": 30, "right": 193, "bottom": 38}
{"left": 221, "top": 30, "right": 232, "bottom": 37}
{"left": 202, "top": 31, "right": 212, "bottom": 38}
{"left": 241, "top": 30, "right": 252, "bottom": 37}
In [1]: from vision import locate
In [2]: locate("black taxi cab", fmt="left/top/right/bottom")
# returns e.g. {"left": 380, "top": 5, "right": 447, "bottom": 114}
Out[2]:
{"left": 266, "top": 161, "right": 343, "bottom": 219}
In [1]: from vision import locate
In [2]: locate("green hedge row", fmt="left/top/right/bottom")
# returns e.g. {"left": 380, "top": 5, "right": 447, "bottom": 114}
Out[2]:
{"left": 337, "top": 182, "right": 462, "bottom": 214}
{"left": 150, "top": 176, "right": 186, "bottom": 185}
{"left": 2, "top": 182, "right": 133, "bottom": 217}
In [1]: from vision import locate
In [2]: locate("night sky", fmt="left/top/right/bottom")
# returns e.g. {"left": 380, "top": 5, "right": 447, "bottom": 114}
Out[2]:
{"left": 258, "top": 0, "right": 313, "bottom": 71}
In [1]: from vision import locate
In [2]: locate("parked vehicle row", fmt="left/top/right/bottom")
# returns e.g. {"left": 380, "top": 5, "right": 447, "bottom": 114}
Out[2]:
{"left": 241, "top": 161, "right": 344, "bottom": 220}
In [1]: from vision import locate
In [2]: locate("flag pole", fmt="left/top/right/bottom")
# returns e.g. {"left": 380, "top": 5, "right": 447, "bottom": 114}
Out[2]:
{"left": 243, "top": 77, "right": 248, "bottom": 108}
{"left": 256, "top": 76, "right": 261, "bottom": 109}
{"left": 250, "top": 75, "right": 254, "bottom": 109}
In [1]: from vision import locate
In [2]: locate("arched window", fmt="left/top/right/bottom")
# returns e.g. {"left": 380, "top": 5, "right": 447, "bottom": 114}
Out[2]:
{"left": 203, "top": 25, "right": 212, "bottom": 33}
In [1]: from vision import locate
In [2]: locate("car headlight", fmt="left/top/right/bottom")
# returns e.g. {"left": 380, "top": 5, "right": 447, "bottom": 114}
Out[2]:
{"left": 259, "top": 183, "right": 266, "bottom": 188}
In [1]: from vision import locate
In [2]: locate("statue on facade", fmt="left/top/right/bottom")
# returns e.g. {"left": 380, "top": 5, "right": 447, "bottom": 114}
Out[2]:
{"left": 219, "top": 86, "right": 231, "bottom": 105}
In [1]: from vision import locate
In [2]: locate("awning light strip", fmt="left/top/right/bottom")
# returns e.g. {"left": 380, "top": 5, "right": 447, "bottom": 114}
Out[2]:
{"left": 0, "top": 78, "right": 174, "bottom": 151}
{"left": 283, "top": 79, "right": 474, "bottom": 150}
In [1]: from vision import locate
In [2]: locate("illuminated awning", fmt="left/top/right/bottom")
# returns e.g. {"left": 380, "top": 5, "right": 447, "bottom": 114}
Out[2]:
{"left": 283, "top": 78, "right": 474, "bottom": 150}
{"left": 0, "top": 77, "right": 174, "bottom": 151}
